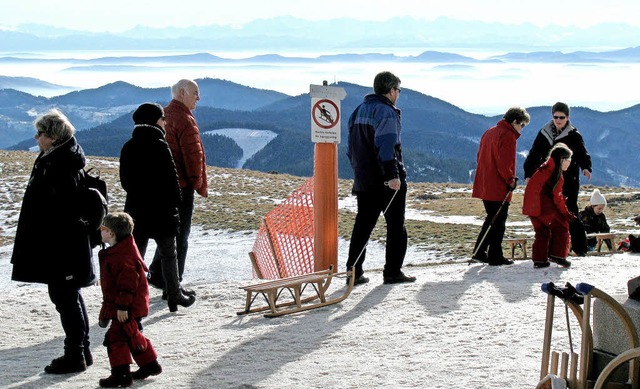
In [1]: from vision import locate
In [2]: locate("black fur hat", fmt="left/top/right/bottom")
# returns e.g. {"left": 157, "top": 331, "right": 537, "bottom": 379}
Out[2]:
{"left": 132, "top": 102, "right": 164, "bottom": 126}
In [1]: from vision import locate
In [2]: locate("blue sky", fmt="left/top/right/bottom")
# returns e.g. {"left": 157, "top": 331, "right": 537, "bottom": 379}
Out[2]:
{"left": 3, "top": 0, "right": 640, "bottom": 32}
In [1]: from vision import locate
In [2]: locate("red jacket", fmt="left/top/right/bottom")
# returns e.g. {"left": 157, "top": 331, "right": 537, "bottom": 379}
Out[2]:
{"left": 164, "top": 99, "right": 208, "bottom": 197}
{"left": 472, "top": 119, "right": 520, "bottom": 202}
{"left": 98, "top": 235, "right": 149, "bottom": 320}
{"left": 522, "top": 158, "right": 571, "bottom": 224}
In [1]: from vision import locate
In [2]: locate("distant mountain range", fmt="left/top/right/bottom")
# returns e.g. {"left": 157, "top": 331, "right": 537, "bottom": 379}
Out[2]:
{"left": 2, "top": 77, "right": 639, "bottom": 187}
{"left": 3, "top": 17, "right": 640, "bottom": 52}
{"left": 2, "top": 48, "right": 640, "bottom": 67}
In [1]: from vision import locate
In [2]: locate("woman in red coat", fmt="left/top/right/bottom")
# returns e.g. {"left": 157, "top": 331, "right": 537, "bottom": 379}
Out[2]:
{"left": 522, "top": 143, "right": 574, "bottom": 268}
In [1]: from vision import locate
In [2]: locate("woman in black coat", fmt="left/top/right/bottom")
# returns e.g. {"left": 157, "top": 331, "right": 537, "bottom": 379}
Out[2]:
{"left": 11, "top": 109, "right": 95, "bottom": 374}
{"left": 523, "top": 102, "right": 592, "bottom": 255}
{"left": 119, "top": 102, "right": 195, "bottom": 312}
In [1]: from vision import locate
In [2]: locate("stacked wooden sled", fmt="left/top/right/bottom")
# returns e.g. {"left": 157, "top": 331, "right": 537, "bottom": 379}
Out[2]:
{"left": 536, "top": 282, "right": 639, "bottom": 389}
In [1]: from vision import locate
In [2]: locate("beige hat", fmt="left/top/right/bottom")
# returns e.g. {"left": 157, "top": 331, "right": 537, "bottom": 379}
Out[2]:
{"left": 590, "top": 189, "right": 607, "bottom": 206}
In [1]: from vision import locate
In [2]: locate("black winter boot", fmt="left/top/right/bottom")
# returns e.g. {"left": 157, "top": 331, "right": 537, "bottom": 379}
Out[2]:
{"left": 167, "top": 292, "right": 196, "bottom": 312}
{"left": 99, "top": 365, "right": 133, "bottom": 388}
{"left": 44, "top": 354, "right": 87, "bottom": 374}
{"left": 131, "top": 360, "right": 163, "bottom": 380}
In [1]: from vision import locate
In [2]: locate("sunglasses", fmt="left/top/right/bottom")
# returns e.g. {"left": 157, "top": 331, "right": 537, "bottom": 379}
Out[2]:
{"left": 35, "top": 130, "right": 46, "bottom": 138}
{"left": 553, "top": 115, "right": 567, "bottom": 120}
{"left": 394, "top": 87, "right": 402, "bottom": 93}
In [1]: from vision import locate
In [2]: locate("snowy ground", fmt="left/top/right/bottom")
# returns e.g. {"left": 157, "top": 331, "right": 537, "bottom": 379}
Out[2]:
{"left": 1, "top": 229, "right": 638, "bottom": 389}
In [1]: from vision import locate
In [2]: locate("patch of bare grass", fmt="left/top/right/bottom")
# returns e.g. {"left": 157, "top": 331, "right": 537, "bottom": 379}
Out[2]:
{"left": 1, "top": 150, "right": 639, "bottom": 261}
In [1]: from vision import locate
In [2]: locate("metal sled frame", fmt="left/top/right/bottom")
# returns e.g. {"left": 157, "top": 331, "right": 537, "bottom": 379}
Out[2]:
{"left": 237, "top": 257, "right": 355, "bottom": 318}
{"left": 536, "top": 283, "right": 640, "bottom": 389}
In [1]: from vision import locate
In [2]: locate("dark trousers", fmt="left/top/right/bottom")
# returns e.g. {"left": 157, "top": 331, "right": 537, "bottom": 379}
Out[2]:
{"left": 473, "top": 200, "right": 510, "bottom": 260}
{"left": 346, "top": 184, "right": 408, "bottom": 278}
{"left": 563, "top": 177, "right": 588, "bottom": 254}
{"left": 150, "top": 188, "right": 194, "bottom": 282}
{"left": 48, "top": 282, "right": 90, "bottom": 357}
{"left": 530, "top": 216, "right": 570, "bottom": 261}
{"left": 135, "top": 234, "right": 181, "bottom": 297}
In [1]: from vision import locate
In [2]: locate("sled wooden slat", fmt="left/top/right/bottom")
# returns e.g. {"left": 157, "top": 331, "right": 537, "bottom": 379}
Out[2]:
{"left": 238, "top": 256, "right": 355, "bottom": 318}
{"left": 586, "top": 233, "right": 617, "bottom": 254}
{"left": 504, "top": 237, "right": 534, "bottom": 259}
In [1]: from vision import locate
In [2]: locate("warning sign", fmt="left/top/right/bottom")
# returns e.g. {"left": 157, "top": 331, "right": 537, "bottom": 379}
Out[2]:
{"left": 310, "top": 84, "right": 346, "bottom": 143}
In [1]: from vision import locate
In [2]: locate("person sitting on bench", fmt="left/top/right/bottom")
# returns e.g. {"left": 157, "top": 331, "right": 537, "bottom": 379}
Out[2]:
{"left": 579, "top": 189, "right": 612, "bottom": 251}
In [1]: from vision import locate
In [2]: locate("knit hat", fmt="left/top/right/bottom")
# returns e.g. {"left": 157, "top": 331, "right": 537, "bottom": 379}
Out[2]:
{"left": 132, "top": 102, "right": 164, "bottom": 126}
{"left": 590, "top": 189, "right": 607, "bottom": 206}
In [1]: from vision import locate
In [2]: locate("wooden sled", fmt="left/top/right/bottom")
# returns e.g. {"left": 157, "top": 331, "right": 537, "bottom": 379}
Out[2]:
{"left": 237, "top": 258, "right": 355, "bottom": 318}
{"left": 536, "top": 282, "right": 640, "bottom": 389}
{"left": 504, "top": 237, "right": 534, "bottom": 259}
{"left": 585, "top": 233, "right": 618, "bottom": 256}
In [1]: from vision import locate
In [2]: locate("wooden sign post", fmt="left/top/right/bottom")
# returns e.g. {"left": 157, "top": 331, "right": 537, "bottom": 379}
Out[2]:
{"left": 310, "top": 82, "right": 346, "bottom": 271}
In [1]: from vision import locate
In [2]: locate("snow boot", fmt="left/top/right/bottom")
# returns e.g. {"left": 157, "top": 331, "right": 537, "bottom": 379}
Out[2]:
{"left": 549, "top": 255, "right": 571, "bottom": 268}
{"left": 99, "top": 364, "right": 133, "bottom": 388}
{"left": 131, "top": 360, "right": 163, "bottom": 380}
{"left": 44, "top": 354, "right": 87, "bottom": 374}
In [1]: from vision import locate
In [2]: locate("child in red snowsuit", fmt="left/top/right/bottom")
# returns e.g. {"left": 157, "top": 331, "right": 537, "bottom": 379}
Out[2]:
{"left": 98, "top": 212, "right": 162, "bottom": 387}
{"left": 523, "top": 143, "right": 575, "bottom": 269}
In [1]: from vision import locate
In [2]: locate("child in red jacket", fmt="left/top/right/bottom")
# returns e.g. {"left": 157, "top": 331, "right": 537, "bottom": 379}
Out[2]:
{"left": 523, "top": 143, "right": 574, "bottom": 269}
{"left": 98, "top": 212, "right": 162, "bottom": 387}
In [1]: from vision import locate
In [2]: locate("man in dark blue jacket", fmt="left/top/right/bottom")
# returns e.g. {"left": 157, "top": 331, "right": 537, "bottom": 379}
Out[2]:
{"left": 345, "top": 71, "right": 415, "bottom": 286}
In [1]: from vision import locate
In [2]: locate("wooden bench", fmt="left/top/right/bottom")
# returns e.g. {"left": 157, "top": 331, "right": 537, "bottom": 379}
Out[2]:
{"left": 586, "top": 233, "right": 617, "bottom": 254}
{"left": 504, "top": 238, "right": 534, "bottom": 259}
{"left": 237, "top": 252, "right": 355, "bottom": 318}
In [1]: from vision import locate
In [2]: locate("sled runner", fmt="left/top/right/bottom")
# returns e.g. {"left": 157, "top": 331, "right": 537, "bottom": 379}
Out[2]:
{"left": 237, "top": 256, "right": 355, "bottom": 318}
{"left": 536, "top": 282, "right": 639, "bottom": 389}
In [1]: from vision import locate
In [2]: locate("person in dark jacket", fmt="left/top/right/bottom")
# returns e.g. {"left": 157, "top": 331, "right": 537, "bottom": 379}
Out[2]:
{"left": 523, "top": 143, "right": 574, "bottom": 268}
{"left": 345, "top": 71, "right": 415, "bottom": 285}
{"left": 523, "top": 102, "right": 592, "bottom": 256}
{"left": 119, "top": 102, "right": 195, "bottom": 312}
{"left": 98, "top": 212, "right": 162, "bottom": 388}
{"left": 472, "top": 106, "right": 530, "bottom": 265}
{"left": 579, "top": 189, "right": 612, "bottom": 251}
{"left": 11, "top": 108, "right": 96, "bottom": 374}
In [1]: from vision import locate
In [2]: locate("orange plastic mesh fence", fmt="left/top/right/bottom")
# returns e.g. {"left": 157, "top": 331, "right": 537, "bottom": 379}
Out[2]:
{"left": 251, "top": 177, "right": 315, "bottom": 279}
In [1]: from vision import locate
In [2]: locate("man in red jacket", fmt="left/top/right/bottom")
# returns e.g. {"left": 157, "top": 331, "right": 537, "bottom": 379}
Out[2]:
{"left": 148, "top": 79, "right": 207, "bottom": 296}
{"left": 472, "top": 106, "right": 530, "bottom": 266}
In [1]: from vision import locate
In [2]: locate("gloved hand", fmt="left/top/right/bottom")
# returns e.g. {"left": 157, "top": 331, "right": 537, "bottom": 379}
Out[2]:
{"left": 507, "top": 177, "right": 519, "bottom": 192}
{"left": 99, "top": 319, "right": 110, "bottom": 328}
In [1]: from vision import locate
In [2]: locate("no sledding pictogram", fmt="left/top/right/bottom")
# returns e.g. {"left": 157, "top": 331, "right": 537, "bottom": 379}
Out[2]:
{"left": 312, "top": 99, "right": 340, "bottom": 129}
